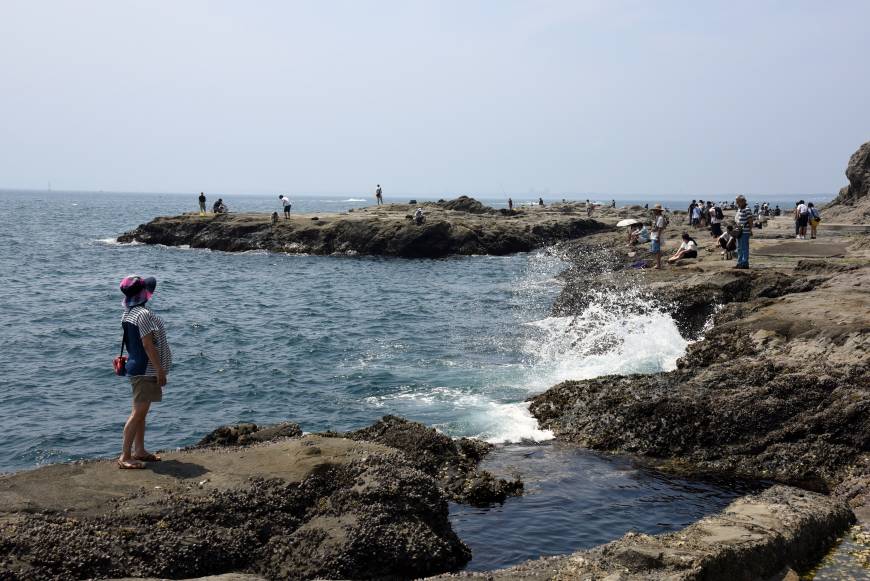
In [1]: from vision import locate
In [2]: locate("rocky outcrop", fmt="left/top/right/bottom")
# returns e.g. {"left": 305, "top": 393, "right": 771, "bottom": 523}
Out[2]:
{"left": 825, "top": 140, "right": 870, "bottom": 223}
{"left": 343, "top": 415, "right": 523, "bottom": 505}
{"left": 115, "top": 198, "right": 611, "bottom": 258}
{"left": 534, "top": 233, "right": 870, "bottom": 491}
{"left": 195, "top": 421, "right": 302, "bottom": 447}
{"left": 0, "top": 432, "right": 472, "bottom": 580}
{"left": 428, "top": 486, "right": 854, "bottom": 580}
{"left": 436, "top": 196, "right": 496, "bottom": 214}
{"left": 509, "top": 211, "right": 870, "bottom": 530}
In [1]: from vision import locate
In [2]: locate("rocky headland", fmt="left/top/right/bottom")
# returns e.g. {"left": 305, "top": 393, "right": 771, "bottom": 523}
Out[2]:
{"left": 116, "top": 196, "right": 612, "bottom": 258}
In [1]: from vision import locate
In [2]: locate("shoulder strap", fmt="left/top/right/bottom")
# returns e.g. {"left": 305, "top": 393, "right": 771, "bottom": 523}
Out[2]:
{"left": 119, "top": 323, "right": 127, "bottom": 357}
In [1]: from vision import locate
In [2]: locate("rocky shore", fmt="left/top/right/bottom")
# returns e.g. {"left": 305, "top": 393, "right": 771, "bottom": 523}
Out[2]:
{"left": 521, "top": 146, "right": 870, "bottom": 576}
{"left": 538, "top": 231, "right": 869, "bottom": 485}
{"left": 0, "top": 417, "right": 523, "bottom": 580}
{"left": 116, "top": 196, "right": 612, "bottom": 258}
{"left": 7, "top": 145, "right": 870, "bottom": 579}
{"left": 430, "top": 485, "right": 853, "bottom": 580}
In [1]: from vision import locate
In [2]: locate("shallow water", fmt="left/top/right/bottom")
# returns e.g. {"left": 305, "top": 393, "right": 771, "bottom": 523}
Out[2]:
{"left": 451, "top": 442, "right": 762, "bottom": 571}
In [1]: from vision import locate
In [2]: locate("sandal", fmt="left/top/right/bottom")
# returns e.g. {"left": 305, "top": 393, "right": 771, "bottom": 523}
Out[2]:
{"left": 132, "top": 453, "right": 161, "bottom": 462}
{"left": 117, "top": 459, "right": 146, "bottom": 470}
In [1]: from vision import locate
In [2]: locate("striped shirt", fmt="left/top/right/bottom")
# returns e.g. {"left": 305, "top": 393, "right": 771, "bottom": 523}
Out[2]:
{"left": 121, "top": 305, "right": 172, "bottom": 376}
{"left": 735, "top": 207, "right": 753, "bottom": 228}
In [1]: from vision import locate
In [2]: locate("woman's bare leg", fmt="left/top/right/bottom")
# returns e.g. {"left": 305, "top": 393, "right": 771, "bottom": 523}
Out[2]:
{"left": 121, "top": 401, "right": 151, "bottom": 465}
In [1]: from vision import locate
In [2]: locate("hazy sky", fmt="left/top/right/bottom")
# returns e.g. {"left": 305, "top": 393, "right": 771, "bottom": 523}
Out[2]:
{"left": 1, "top": 1, "right": 867, "bottom": 197}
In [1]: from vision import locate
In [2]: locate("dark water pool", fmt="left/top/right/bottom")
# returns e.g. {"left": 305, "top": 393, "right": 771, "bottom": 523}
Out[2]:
{"left": 451, "top": 442, "right": 765, "bottom": 571}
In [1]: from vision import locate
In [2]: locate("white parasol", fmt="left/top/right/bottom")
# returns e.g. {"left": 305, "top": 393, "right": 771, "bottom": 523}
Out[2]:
{"left": 616, "top": 218, "right": 641, "bottom": 228}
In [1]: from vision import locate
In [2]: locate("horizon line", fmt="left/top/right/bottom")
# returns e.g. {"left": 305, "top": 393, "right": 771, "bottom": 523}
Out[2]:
{"left": 0, "top": 186, "right": 837, "bottom": 201}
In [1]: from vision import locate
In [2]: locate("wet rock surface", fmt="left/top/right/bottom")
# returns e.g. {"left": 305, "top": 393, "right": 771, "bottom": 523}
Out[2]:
{"left": 115, "top": 197, "right": 611, "bottom": 258}
{"left": 343, "top": 415, "right": 523, "bottom": 505}
{"left": 0, "top": 431, "right": 471, "bottom": 580}
{"left": 428, "top": 485, "right": 854, "bottom": 580}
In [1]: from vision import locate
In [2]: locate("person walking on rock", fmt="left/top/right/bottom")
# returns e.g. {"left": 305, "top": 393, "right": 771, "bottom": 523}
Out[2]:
{"left": 650, "top": 204, "right": 666, "bottom": 269}
{"left": 808, "top": 202, "right": 821, "bottom": 239}
{"left": 198, "top": 192, "right": 206, "bottom": 216}
{"left": 376, "top": 185, "right": 383, "bottom": 205}
{"left": 118, "top": 275, "right": 172, "bottom": 469}
{"left": 734, "top": 195, "right": 753, "bottom": 269}
{"left": 796, "top": 199, "right": 809, "bottom": 239}
{"left": 279, "top": 195, "right": 292, "bottom": 219}
{"left": 508, "top": 197, "right": 513, "bottom": 211}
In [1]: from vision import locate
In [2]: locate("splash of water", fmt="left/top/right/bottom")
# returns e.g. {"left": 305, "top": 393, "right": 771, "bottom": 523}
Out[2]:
{"left": 367, "top": 249, "right": 688, "bottom": 445}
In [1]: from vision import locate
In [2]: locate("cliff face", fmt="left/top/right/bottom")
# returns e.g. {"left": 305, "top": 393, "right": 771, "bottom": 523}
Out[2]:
{"left": 116, "top": 198, "right": 612, "bottom": 258}
{"left": 825, "top": 140, "right": 870, "bottom": 223}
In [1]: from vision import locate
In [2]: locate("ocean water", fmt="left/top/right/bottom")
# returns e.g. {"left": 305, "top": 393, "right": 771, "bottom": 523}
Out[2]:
{"left": 0, "top": 189, "right": 755, "bottom": 570}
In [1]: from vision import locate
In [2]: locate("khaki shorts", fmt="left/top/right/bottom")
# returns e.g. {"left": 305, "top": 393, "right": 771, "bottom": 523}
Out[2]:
{"left": 130, "top": 376, "right": 163, "bottom": 403}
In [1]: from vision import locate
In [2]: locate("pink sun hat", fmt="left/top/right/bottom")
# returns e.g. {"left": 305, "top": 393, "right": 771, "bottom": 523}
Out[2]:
{"left": 119, "top": 275, "right": 157, "bottom": 308}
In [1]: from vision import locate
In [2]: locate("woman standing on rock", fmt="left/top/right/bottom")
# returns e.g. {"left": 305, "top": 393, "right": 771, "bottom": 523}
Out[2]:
{"left": 117, "top": 275, "right": 171, "bottom": 469}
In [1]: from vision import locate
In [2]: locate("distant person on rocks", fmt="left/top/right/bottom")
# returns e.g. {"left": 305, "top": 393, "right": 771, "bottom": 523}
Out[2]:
{"left": 774, "top": 205, "right": 781, "bottom": 216}
{"left": 586, "top": 199, "right": 593, "bottom": 217}
{"left": 650, "top": 204, "right": 666, "bottom": 269}
{"left": 637, "top": 222, "right": 650, "bottom": 244}
{"left": 118, "top": 275, "right": 171, "bottom": 469}
{"left": 539, "top": 197, "right": 544, "bottom": 207}
{"left": 668, "top": 232, "right": 698, "bottom": 263}
{"left": 279, "top": 195, "right": 292, "bottom": 219}
{"left": 376, "top": 185, "right": 383, "bottom": 205}
{"left": 629, "top": 222, "right": 650, "bottom": 246}
{"left": 198, "top": 192, "right": 206, "bottom": 216}
{"left": 628, "top": 223, "right": 640, "bottom": 245}
{"left": 414, "top": 207, "right": 426, "bottom": 225}
{"left": 734, "top": 195, "right": 753, "bottom": 269}
{"left": 213, "top": 198, "right": 227, "bottom": 213}
{"left": 709, "top": 204, "right": 724, "bottom": 237}
{"left": 508, "top": 197, "right": 513, "bottom": 211}
{"left": 796, "top": 199, "right": 809, "bottom": 239}
{"left": 611, "top": 199, "right": 616, "bottom": 208}
{"left": 687, "top": 200, "right": 696, "bottom": 224}
{"left": 718, "top": 224, "right": 737, "bottom": 260}
{"left": 808, "top": 203, "right": 821, "bottom": 239}
{"left": 692, "top": 204, "right": 702, "bottom": 227}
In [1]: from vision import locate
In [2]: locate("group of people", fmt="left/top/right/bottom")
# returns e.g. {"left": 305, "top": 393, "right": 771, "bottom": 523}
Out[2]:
{"left": 195, "top": 185, "right": 389, "bottom": 218}
{"left": 687, "top": 199, "right": 737, "bottom": 238}
{"left": 198, "top": 192, "right": 228, "bottom": 214}
{"left": 794, "top": 200, "right": 821, "bottom": 239}
{"left": 630, "top": 195, "right": 754, "bottom": 269}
